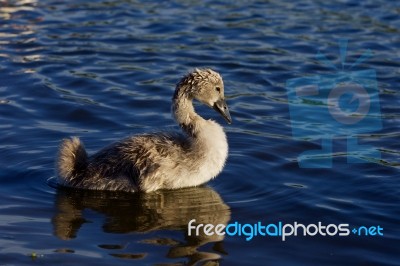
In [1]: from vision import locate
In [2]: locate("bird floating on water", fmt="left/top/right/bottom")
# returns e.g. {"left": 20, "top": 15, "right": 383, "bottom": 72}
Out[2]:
{"left": 57, "top": 68, "right": 231, "bottom": 192}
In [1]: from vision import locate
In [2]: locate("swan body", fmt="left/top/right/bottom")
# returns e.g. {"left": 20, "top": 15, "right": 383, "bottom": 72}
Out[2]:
{"left": 57, "top": 69, "right": 231, "bottom": 192}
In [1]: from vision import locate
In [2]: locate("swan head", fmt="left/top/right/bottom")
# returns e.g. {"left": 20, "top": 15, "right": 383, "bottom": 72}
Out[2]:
{"left": 178, "top": 68, "right": 232, "bottom": 124}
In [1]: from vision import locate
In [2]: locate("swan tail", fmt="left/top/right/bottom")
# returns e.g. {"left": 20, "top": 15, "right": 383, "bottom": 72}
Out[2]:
{"left": 57, "top": 137, "right": 88, "bottom": 183}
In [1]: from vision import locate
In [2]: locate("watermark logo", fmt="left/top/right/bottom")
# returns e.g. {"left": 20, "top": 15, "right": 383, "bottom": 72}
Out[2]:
{"left": 187, "top": 219, "right": 384, "bottom": 242}
{"left": 286, "top": 39, "right": 382, "bottom": 168}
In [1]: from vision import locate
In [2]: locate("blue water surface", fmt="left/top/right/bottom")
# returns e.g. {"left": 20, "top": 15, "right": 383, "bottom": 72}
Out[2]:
{"left": 0, "top": 0, "right": 399, "bottom": 265}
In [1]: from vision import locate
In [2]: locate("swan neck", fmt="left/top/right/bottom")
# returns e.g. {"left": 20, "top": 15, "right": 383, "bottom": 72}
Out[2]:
{"left": 172, "top": 84, "right": 200, "bottom": 136}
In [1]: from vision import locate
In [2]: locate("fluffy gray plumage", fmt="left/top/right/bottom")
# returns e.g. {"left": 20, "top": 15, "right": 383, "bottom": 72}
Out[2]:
{"left": 57, "top": 69, "right": 231, "bottom": 192}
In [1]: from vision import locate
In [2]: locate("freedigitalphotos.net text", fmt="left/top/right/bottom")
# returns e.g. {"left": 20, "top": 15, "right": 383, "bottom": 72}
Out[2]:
{"left": 187, "top": 219, "right": 383, "bottom": 241}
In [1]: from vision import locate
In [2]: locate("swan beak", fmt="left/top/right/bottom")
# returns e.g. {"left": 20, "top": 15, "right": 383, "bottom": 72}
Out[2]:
{"left": 213, "top": 98, "right": 232, "bottom": 124}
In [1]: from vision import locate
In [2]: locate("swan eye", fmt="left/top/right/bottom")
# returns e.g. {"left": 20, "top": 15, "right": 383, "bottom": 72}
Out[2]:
{"left": 215, "top": 87, "right": 221, "bottom": 93}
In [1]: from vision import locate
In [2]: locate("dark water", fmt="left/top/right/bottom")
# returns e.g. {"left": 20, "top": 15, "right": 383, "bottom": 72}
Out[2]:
{"left": 1, "top": 0, "right": 400, "bottom": 265}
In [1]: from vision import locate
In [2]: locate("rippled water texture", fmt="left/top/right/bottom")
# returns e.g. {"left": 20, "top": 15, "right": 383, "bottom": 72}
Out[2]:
{"left": 1, "top": 0, "right": 399, "bottom": 265}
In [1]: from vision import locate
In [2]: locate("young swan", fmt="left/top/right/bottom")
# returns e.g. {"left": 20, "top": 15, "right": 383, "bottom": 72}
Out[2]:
{"left": 57, "top": 69, "right": 231, "bottom": 192}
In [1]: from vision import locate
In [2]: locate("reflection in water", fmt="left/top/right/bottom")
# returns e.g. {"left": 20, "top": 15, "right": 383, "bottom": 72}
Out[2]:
{"left": 52, "top": 186, "right": 231, "bottom": 265}
{"left": 0, "top": 0, "right": 37, "bottom": 20}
